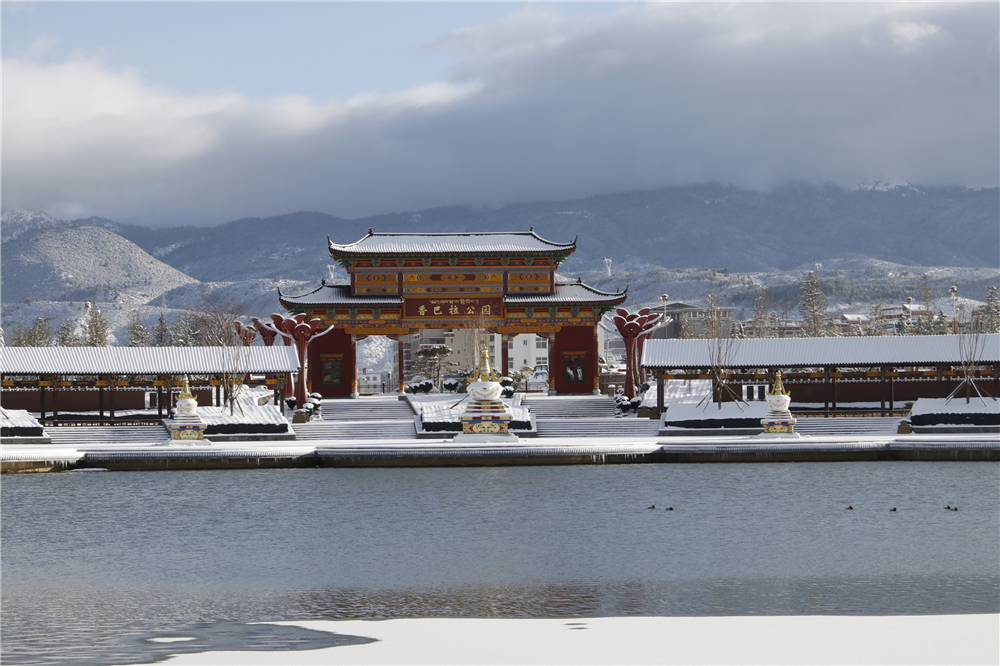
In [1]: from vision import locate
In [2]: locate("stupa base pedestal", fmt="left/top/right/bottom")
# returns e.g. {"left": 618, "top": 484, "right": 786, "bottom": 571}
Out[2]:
{"left": 452, "top": 432, "right": 521, "bottom": 443}
{"left": 168, "top": 418, "right": 207, "bottom": 441}
{"left": 760, "top": 414, "right": 798, "bottom": 437}
{"left": 754, "top": 430, "right": 802, "bottom": 439}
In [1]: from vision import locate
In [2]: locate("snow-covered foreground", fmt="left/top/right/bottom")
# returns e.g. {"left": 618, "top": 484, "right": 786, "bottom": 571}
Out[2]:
{"left": 145, "top": 614, "right": 998, "bottom": 665}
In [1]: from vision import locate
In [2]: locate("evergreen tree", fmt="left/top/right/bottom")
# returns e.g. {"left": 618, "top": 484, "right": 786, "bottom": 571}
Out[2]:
{"left": 798, "top": 272, "right": 829, "bottom": 337}
{"left": 172, "top": 314, "right": 199, "bottom": 346}
{"left": 981, "top": 285, "right": 1000, "bottom": 333}
{"left": 85, "top": 308, "right": 110, "bottom": 346}
{"left": 127, "top": 313, "right": 154, "bottom": 347}
{"left": 9, "top": 317, "right": 54, "bottom": 346}
{"left": 410, "top": 344, "right": 458, "bottom": 389}
{"left": 750, "top": 287, "right": 775, "bottom": 338}
{"left": 933, "top": 310, "right": 951, "bottom": 335}
{"left": 152, "top": 315, "right": 173, "bottom": 346}
{"left": 55, "top": 317, "right": 81, "bottom": 346}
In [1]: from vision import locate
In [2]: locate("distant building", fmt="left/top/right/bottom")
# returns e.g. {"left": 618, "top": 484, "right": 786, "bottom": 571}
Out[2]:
{"left": 651, "top": 301, "right": 735, "bottom": 339}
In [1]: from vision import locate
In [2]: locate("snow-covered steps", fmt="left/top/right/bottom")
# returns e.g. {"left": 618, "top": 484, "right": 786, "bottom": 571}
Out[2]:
{"left": 293, "top": 419, "right": 417, "bottom": 441}
{"left": 44, "top": 424, "right": 170, "bottom": 446}
{"left": 792, "top": 417, "right": 902, "bottom": 436}
{"left": 522, "top": 395, "right": 617, "bottom": 419}
{"left": 535, "top": 417, "right": 661, "bottom": 438}
{"left": 318, "top": 396, "right": 414, "bottom": 421}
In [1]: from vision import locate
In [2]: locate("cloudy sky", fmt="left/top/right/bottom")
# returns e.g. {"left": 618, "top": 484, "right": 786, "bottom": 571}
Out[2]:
{"left": 3, "top": 2, "right": 997, "bottom": 226}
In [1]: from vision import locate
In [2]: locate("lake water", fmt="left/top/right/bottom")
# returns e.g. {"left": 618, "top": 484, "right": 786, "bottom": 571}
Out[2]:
{"left": 3, "top": 462, "right": 998, "bottom": 665}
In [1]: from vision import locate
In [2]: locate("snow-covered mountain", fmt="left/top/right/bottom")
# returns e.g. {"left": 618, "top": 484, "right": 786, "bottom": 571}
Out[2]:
{"left": 1, "top": 209, "right": 64, "bottom": 241}
{"left": 2, "top": 182, "right": 997, "bottom": 343}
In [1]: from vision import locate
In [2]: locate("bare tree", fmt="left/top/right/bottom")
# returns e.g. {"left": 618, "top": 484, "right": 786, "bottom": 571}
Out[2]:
{"left": 190, "top": 297, "right": 248, "bottom": 346}
{"left": 947, "top": 306, "right": 992, "bottom": 405}
{"left": 699, "top": 313, "right": 744, "bottom": 411}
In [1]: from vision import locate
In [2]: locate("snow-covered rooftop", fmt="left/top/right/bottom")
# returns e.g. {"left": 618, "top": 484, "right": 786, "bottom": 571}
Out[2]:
{"left": 329, "top": 230, "right": 576, "bottom": 255}
{"left": 641, "top": 334, "right": 1000, "bottom": 369}
{"left": 279, "top": 283, "right": 403, "bottom": 306}
{"left": 279, "top": 281, "right": 625, "bottom": 307}
{"left": 505, "top": 282, "right": 626, "bottom": 304}
{"left": 0, "top": 345, "right": 300, "bottom": 375}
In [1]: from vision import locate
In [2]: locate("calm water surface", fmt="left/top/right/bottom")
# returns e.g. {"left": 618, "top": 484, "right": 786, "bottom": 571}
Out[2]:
{"left": 3, "top": 462, "right": 998, "bottom": 665}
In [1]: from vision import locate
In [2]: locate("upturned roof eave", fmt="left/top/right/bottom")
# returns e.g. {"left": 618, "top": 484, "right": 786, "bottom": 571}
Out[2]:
{"left": 327, "top": 229, "right": 577, "bottom": 256}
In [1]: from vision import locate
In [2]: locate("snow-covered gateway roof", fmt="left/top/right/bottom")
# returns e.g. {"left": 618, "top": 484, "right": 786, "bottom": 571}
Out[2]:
{"left": 641, "top": 334, "right": 1000, "bottom": 370}
{"left": 328, "top": 230, "right": 576, "bottom": 256}
{"left": 279, "top": 283, "right": 404, "bottom": 307}
{"left": 0, "top": 346, "right": 300, "bottom": 376}
{"left": 504, "top": 282, "right": 627, "bottom": 304}
{"left": 279, "top": 282, "right": 625, "bottom": 307}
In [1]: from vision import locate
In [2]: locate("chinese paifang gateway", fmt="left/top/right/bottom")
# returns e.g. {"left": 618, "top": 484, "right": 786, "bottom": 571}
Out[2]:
{"left": 278, "top": 230, "right": 627, "bottom": 397}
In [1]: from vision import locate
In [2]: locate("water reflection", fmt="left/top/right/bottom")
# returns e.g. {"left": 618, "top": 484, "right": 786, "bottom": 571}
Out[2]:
{"left": 289, "top": 576, "right": 998, "bottom": 619}
{"left": 3, "top": 462, "right": 998, "bottom": 665}
{"left": 4, "top": 576, "right": 996, "bottom": 666}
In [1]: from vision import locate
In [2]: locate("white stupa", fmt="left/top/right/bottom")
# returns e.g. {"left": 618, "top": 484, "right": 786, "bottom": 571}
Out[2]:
{"left": 168, "top": 376, "right": 208, "bottom": 441}
{"left": 759, "top": 371, "right": 800, "bottom": 438}
{"left": 452, "top": 345, "right": 519, "bottom": 443}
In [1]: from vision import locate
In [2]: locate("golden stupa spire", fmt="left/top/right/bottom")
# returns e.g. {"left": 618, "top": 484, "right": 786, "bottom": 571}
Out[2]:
{"left": 473, "top": 344, "right": 499, "bottom": 383}
{"left": 179, "top": 375, "right": 194, "bottom": 400}
{"left": 769, "top": 370, "right": 789, "bottom": 396}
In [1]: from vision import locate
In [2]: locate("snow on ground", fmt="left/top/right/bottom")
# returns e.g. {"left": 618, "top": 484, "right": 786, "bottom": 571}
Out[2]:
{"left": 0, "top": 408, "right": 42, "bottom": 429}
{"left": 665, "top": 399, "right": 770, "bottom": 422}
{"left": 147, "top": 614, "right": 999, "bottom": 666}
{"left": 639, "top": 379, "right": 712, "bottom": 409}
{"left": 910, "top": 397, "right": 1000, "bottom": 416}
{"left": 194, "top": 389, "right": 287, "bottom": 426}
{"left": 413, "top": 392, "right": 529, "bottom": 424}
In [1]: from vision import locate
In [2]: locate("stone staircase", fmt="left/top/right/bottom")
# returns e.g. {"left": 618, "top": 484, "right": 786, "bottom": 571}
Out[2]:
{"left": 535, "top": 417, "right": 661, "bottom": 438}
{"left": 522, "top": 395, "right": 618, "bottom": 419}
{"left": 524, "top": 395, "right": 658, "bottom": 438}
{"left": 792, "top": 416, "right": 902, "bottom": 436}
{"left": 293, "top": 396, "right": 417, "bottom": 441}
{"left": 317, "top": 396, "right": 414, "bottom": 421}
{"left": 45, "top": 424, "right": 170, "bottom": 446}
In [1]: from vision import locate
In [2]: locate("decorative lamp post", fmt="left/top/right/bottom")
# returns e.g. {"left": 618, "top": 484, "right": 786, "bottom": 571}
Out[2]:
{"left": 599, "top": 308, "right": 664, "bottom": 398}
{"left": 261, "top": 314, "right": 336, "bottom": 410}
{"left": 659, "top": 294, "right": 669, "bottom": 339}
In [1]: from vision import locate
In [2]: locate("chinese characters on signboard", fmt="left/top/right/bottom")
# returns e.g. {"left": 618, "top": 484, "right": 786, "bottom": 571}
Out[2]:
{"left": 404, "top": 297, "right": 502, "bottom": 320}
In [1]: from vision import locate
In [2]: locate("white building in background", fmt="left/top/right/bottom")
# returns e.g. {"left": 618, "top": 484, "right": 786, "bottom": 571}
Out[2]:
{"left": 506, "top": 333, "right": 550, "bottom": 375}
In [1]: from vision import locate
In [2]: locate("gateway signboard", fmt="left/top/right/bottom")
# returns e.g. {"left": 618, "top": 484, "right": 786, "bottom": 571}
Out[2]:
{"left": 404, "top": 296, "right": 503, "bottom": 320}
